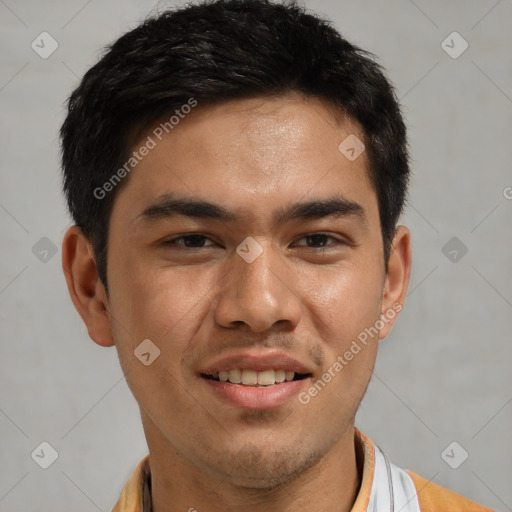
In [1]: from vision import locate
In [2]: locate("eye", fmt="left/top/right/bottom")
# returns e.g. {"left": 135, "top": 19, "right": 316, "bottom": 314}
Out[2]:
{"left": 161, "top": 233, "right": 346, "bottom": 251}
{"left": 292, "top": 233, "right": 345, "bottom": 250}
{"left": 163, "top": 234, "right": 218, "bottom": 249}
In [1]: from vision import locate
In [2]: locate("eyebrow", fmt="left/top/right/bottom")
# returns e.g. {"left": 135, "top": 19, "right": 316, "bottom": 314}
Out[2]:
{"left": 138, "top": 193, "right": 367, "bottom": 227}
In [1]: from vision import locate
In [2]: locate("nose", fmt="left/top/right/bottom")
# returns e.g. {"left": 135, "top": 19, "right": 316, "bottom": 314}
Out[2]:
{"left": 213, "top": 239, "right": 302, "bottom": 333}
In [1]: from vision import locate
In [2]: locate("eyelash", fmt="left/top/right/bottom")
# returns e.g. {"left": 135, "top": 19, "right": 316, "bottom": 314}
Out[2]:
{"left": 162, "top": 233, "right": 346, "bottom": 251}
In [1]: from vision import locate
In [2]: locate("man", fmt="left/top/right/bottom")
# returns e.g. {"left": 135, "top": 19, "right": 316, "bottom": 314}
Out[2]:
{"left": 60, "top": 1, "right": 494, "bottom": 510}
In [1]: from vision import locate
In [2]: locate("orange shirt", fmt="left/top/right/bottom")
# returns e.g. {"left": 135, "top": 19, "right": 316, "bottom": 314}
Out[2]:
{"left": 112, "top": 429, "right": 494, "bottom": 512}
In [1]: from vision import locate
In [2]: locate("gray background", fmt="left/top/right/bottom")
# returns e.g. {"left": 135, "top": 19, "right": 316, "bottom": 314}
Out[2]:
{"left": 1, "top": 0, "right": 511, "bottom": 510}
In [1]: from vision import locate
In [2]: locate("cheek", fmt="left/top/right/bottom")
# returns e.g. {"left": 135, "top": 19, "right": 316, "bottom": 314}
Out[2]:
{"left": 108, "top": 256, "right": 217, "bottom": 354}
{"left": 298, "top": 267, "right": 381, "bottom": 430}
{"left": 304, "top": 261, "right": 383, "bottom": 346}
{"left": 107, "top": 263, "right": 216, "bottom": 420}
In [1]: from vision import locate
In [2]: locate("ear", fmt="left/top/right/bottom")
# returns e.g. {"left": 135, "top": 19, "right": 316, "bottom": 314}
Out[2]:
{"left": 62, "top": 226, "right": 115, "bottom": 347}
{"left": 379, "top": 225, "right": 412, "bottom": 340}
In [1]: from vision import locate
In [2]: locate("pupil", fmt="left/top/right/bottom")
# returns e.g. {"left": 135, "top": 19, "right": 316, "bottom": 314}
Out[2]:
{"left": 308, "top": 234, "right": 326, "bottom": 247}
{"left": 185, "top": 235, "right": 205, "bottom": 247}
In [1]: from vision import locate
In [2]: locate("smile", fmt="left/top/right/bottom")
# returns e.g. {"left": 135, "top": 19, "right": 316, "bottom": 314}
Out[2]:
{"left": 203, "top": 369, "right": 311, "bottom": 386}
{"left": 198, "top": 351, "right": 315, "bottom": 409}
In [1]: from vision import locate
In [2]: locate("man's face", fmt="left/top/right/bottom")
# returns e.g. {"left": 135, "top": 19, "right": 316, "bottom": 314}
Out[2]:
{"left": 105, "top": 94, "right": 395, "bottom": 487}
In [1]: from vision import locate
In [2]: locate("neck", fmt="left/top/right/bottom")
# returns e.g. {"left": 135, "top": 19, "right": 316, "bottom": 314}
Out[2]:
{"left": 142, "top": 415, "right": 363, "bottom": 512}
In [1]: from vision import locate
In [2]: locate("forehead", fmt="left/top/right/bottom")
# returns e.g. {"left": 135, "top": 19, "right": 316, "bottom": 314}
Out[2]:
{"left": 113, "top": 94, "right": 378, "bottom": 228}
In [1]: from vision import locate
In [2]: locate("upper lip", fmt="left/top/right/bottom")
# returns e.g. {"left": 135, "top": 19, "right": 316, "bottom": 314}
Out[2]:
{"left": 199, "top": 350, "right": 314, "bottom": 376}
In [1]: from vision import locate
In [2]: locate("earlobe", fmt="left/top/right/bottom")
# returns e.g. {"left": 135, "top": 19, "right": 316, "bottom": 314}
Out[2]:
{"left": 379, "top": 226, "right": 412, "bottom": 340}
{"left": 62, "top": 226, "right": 115, "bottom": 347}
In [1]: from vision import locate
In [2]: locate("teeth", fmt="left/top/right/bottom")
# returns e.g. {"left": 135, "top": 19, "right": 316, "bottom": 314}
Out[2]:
{"left": 257, "top": 370, "right": 275, "bottom": 386}
{"left": 214, "top": 369, "right": 298, "bottom": 386}
{"left": 228, "top": 369, "right": 242, "bottom": 383}
{"left": 275, "top": 370, "right": 286, "bottom": 383}
{"left": 241, "top": 370, "right": 258, "bottom": 385}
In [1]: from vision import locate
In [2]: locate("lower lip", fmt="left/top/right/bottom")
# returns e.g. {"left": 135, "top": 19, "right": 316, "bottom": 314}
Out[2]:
{"left": 202, "top": 377, "right": 307, "bottom": 410}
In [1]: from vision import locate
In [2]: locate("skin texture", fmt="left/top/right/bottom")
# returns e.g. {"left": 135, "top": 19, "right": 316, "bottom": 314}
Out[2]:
{"left": 62, "top": 93, "right": 412, "bottom": 512}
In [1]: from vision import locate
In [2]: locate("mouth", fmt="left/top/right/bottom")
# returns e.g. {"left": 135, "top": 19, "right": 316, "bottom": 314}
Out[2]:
{"left": 198, "top": 353, "right": 314, "bottom": 410}
{"left": 201, "top": 369, "right": 311, "bottom": 387}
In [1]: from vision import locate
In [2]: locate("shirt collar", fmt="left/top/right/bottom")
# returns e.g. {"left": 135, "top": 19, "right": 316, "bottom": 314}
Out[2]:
{"left": 111, "top": 454, "right": 152, "bottom": 512}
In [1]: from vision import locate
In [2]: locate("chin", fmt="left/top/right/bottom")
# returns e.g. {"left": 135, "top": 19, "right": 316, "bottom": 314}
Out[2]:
{"left": 205, "top": 443, "right": 327, "bottom": 490}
